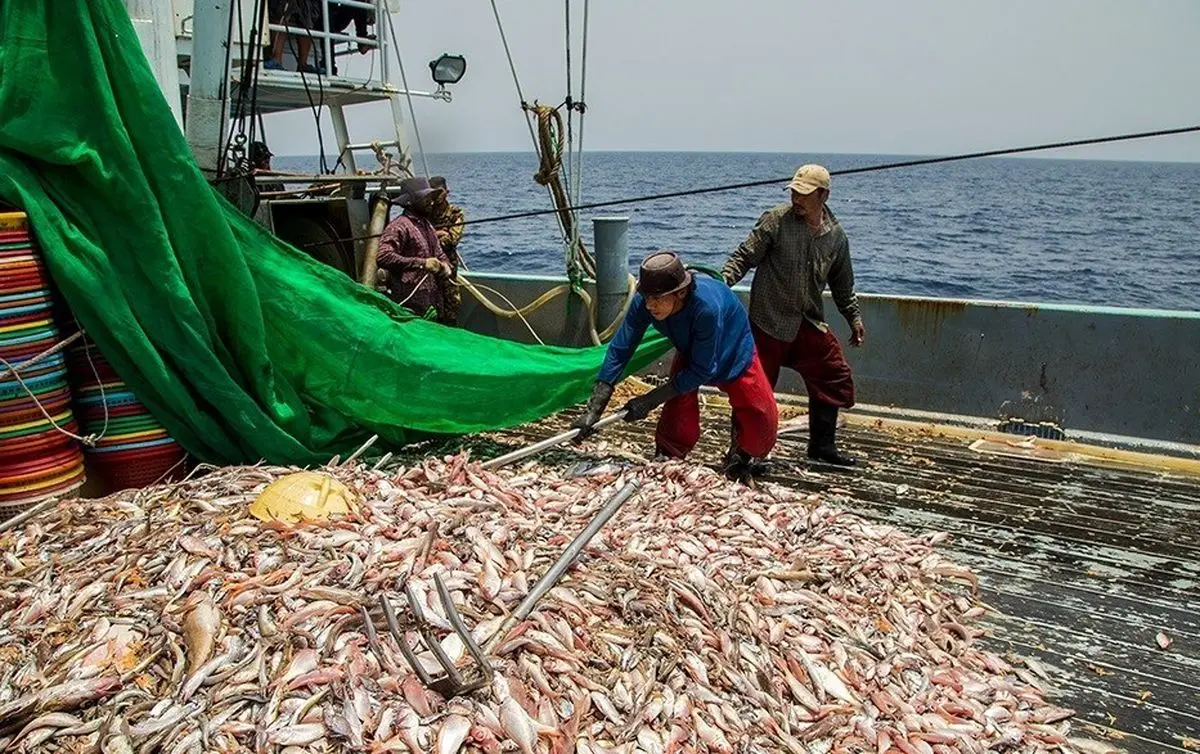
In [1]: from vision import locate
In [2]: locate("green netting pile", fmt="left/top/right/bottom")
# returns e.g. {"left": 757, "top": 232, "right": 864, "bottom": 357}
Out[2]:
{"left": 0, "top": 0, "right": 667, "bottom": 465}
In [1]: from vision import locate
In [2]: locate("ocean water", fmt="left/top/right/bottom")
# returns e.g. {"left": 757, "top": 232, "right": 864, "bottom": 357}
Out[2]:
{"left": 278, "top": 152, "right": 1200, "bottom": 311}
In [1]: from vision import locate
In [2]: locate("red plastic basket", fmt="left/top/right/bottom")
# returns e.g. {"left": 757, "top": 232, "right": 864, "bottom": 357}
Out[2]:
{"left": 89, "top": 442, "right": 189, "bottom": 492}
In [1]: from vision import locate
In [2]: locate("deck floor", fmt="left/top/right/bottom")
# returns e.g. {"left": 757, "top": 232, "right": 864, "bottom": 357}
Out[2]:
{"left": 482, "top": 405, "right": 1200, "bottom": 753}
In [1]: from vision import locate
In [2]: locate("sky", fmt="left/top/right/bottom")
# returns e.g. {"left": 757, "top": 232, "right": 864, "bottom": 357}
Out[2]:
{"left": 264, "top": 0, "right": 1200, "bottom": 161}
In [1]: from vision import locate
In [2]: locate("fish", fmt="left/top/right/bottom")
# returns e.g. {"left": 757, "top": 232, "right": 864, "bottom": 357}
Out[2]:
{"left": 0, "top": 453, "right": 1082, "bottom": 753}
{"left": 437, "top": 713, "right": 472, "bottom": 754}
{"left": 181, "top": 594, "right": 221, "bottom": 674}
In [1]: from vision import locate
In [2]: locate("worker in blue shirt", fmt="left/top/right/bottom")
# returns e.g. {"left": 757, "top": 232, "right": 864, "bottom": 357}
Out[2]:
{"left": 573, "top": 251, "right": 779, "bottom": 480}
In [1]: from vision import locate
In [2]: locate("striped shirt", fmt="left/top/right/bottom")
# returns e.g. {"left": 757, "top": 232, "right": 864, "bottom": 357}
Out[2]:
{"left": 722, "top": 204, "right": 862, "bottom": 342}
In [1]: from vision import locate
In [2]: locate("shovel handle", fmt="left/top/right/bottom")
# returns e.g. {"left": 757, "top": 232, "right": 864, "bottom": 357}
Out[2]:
{"left": 483, "top": 479, "right": 640, "bottom": 652}
{"left": 481, "top": 410, "right": 628, "bottom": 470}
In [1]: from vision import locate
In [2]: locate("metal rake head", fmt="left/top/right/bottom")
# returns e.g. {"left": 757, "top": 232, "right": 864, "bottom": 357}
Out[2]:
{"left": 359, "top": 572, "right": 493, "bottom": 698}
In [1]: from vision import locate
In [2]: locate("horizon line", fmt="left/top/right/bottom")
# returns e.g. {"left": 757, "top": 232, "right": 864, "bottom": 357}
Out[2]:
{"left": 272, "top": 149, "right": 1200, "bottom": 166}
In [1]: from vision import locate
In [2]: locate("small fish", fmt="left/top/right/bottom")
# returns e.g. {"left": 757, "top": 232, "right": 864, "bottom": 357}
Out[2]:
{"left": 500, "top": 697, "right": 560, "bottom": 754}
{"left": 267, "top": 723, "right": 327, "bottom": 746}
{"left": 437, "top": 714, "right": 471, "bottom": 754}
{"left": 181, "top": 595, "right": 221, "bottom": 674}
{"left": 0, "top": 454, "right": 1086, "bottom": 753}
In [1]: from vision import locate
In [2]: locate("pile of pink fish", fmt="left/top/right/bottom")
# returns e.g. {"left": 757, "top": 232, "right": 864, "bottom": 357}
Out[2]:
{"left": 0, "top": 454, "right": 1119, "bottom": 753}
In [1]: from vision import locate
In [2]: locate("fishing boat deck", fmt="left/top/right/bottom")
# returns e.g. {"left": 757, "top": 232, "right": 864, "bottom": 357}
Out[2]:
{"left": 482, "top": 403, "right": 1200, "bottom": 754}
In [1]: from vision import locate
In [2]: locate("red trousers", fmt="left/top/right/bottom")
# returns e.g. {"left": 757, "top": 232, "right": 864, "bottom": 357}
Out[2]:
{"left": 751, "top": 321, "right": 855, "bottom": 408}
{"left": 655, "top": 350, "right": 779, "bottom": 459}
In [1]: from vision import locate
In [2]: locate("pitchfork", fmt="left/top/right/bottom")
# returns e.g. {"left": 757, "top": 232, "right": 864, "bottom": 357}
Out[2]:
{"left": 360, "top": 479, "right": 640, "bottom": 698}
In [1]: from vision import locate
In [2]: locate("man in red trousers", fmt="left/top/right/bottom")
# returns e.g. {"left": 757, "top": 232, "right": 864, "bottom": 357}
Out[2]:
{"left": 573, "top": 251, "right": 779, "bottom": 482}
{"left": 723, "top": 164, "right": 865, "bottom": 466}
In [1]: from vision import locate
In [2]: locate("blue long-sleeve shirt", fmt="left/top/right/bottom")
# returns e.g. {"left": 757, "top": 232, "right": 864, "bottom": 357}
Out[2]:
{"left": 597, "top": 277, "right": 755, "bottom": 394}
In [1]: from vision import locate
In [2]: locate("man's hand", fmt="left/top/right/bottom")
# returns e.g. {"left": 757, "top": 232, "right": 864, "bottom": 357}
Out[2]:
{"left": 423, "top": 258, "right": 452, "bottom": 278}
{"left": 621, "top": 382, "right": 681, "bottom": 422}
{"left": 850, "top": 319, "right": 866, "bottom": 347}
{"left": 572, "top": 381, "right": 614, "bottom": 442}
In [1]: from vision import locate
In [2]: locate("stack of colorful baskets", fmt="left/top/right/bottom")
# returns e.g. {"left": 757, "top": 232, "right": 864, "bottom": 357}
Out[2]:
{"left": 65, "top": 331, "right": 189, "bottom": 491}
{"left": 0, "top": 211, "right": 86, "bottom": 517}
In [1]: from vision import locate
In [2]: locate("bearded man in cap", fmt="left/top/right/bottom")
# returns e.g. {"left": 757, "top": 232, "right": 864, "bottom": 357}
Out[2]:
{"left": 573, "top": 251, "right": 778, "bottom": 481}
{"left": 375, "top": 176, "right": 456, "bottom": 322}
{"left": 722, "top": 164, "right": 865, "bottom": 466}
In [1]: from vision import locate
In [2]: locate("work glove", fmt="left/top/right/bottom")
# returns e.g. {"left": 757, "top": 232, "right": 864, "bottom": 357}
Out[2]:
{"left": 621, "top": 381, "right": 681, "bottom": 422}
{"left": 571, "top": 381, "right": 613, "bottom": 441}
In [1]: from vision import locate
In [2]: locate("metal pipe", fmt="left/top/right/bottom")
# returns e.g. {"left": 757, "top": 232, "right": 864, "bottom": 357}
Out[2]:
{"left": 344, "top": 140, "right": 402, "bottom": 151}
{"left": 378, "top": 0, "right": 389, "bottom": 84}
{"left": 480, "top": 410, "right": 627, "bottom": 470}
{"left": 592, "top": 217, "right": 630, "bottom": 334}
{"left": 265, "top": 24, "right": 380, "bottom": 47}
{"left": 358, "top": 194, "right": 391, "bottom": 285}
{"left": 483, "top": 479, "right": 640, "bottom": 651}
{"left": 321, "top": 1, "right": 332, "bottom": 78}
{"left": 186, "top": 0, "right": 234, "bottom": 176}
{"left": 251, "top": 173, "right": 403, "bottom": 183}
{"left": 329, "top": 105, "right": 356, "bottom": 172}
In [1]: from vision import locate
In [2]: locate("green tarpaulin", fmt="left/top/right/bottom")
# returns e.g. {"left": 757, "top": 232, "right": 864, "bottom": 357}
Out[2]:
{"left": 0, "top": 1, "right": 668, "bottom": 465}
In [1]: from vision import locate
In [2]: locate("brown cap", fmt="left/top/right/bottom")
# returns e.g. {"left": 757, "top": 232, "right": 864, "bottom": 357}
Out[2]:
{"left": 787, "top": 164, "right": 831, "bottom": 195}
{"left": 637, "top": 251, "right": 692, "bottom": 297}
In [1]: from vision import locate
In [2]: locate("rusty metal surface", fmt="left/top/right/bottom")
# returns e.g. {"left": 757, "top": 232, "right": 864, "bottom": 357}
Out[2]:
{"left": 483, "top": 406, "right": 1200, "bottom": 754}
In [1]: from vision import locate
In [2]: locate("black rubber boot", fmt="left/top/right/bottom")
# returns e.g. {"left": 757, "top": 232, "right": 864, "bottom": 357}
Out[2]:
{"left": 807, "top": 401, "right": 857, "bottom": 466}
{"left": 725, "top": 416, "right": 773, "bottom": 479}
{"left": 748, "top": 457, "right": 773, "bottom": 477}
{"left": 722, "top": 447, "right": 753, "bottom": 483}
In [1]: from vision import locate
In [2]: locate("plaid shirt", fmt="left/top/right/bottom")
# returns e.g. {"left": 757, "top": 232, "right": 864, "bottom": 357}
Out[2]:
{"left": 722, "top": 204, "right": 862, "bottom": 342}
{"left": 376, "top": 212, "right": 453, "bottom": 320}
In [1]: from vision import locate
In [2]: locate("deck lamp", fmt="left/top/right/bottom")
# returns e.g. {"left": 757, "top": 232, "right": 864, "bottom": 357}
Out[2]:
{"left": 429, "top": 54, "right": 467, "bottom": 88}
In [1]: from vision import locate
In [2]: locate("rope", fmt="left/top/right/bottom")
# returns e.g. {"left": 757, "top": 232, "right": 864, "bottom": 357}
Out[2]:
{"left": 0, "top": 332, "right": 82, "bottom": 382}
{"left": 563, "top": 0, "right": 574, "bottom": 204}
{"left": 489, "top": 0, "right": 544, "bottom": 162}
{"left": 526, "top": 103, "right": 594, "bottom": 280}
{"left": 0, "top": 333, "right": 109, "bottom": 447}
{"left": 489, "top": 0, "right": 585, "bottom": 264}
{"left": 384, "top": 9, "right": 430, "bottom": 177}
{"left": 303, "top": 123, "right": 1200, "bottom": 250}
{"left": 281, "top": 1, "right": 330, "bottom": 173}
{"left": 456, "top": 276, "right": 552, "bottom": 345}
{"left": 455, "top": 123, "right": 1200, "bottom": 229}
{"left": 572, "top": 274, "right": 637, "bottom": 345}
{"left": 395, "top": 273, "right": 431, "bottom": 307}
{"left": 456, "top": 269, "right": 636, "bottom": 347}
{"left": 574, "top": 0, "right": 589, "bottom": 212}
{"left": 215, "top": 0, "right": 240, "bottom": 177}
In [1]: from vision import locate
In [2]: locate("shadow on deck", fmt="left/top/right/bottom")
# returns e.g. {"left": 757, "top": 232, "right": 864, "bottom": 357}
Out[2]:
{"left": 480, "top": 403, "right": 1200, "bottom": 754}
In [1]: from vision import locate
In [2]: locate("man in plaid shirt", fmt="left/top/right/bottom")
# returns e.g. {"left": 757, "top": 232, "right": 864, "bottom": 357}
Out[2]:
{"left": 722, "top": 164, "right": 866, "bottom": 466}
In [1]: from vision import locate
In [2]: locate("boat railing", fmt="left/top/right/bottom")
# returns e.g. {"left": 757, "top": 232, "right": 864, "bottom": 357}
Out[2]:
{"left": 266, "top": 0, "right": 387, "bottom": 84}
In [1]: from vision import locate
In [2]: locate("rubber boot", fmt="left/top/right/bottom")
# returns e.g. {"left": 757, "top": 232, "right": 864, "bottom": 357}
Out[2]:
{"left": 726, "top": 416, "right": 771, "bottom": 479}
{"left": 722, "top": 447, "right": 753, "bottom": 483}
{"left": 807, "top": 401, "right": 857, "bottom": 466}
